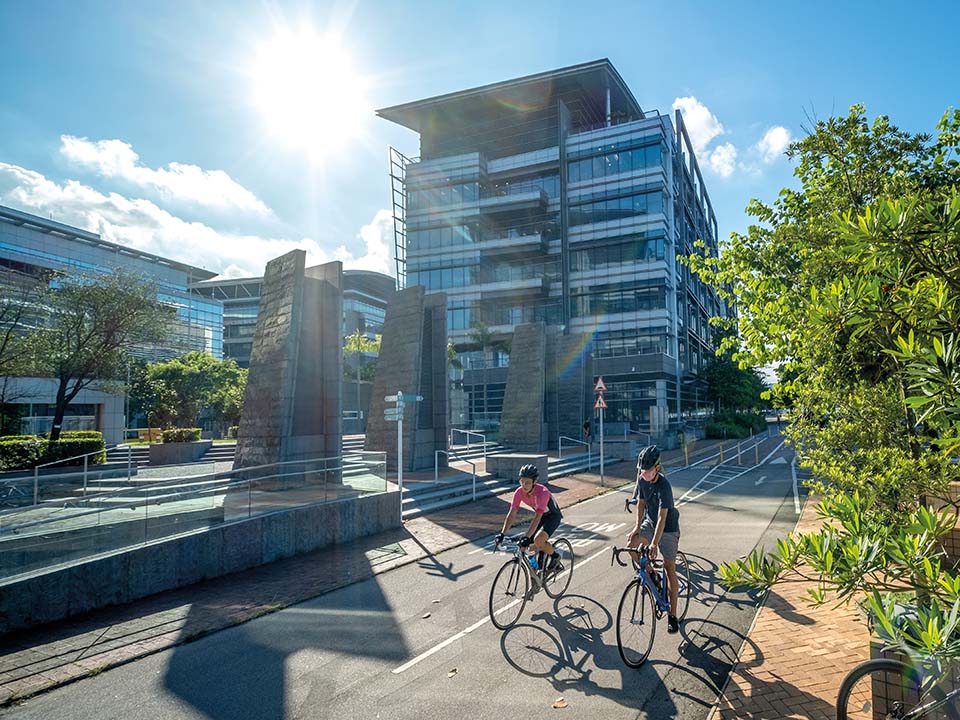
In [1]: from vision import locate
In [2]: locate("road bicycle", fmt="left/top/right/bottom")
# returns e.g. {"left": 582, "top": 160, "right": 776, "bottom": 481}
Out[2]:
{"left": 610, "top": 543, "right": 691, "bottom": 667}
{"left": 836, "top": 657, "right": 960, "bottom": 719}
{"left": 488, "top": 533, "right": 575, "bottom": 630}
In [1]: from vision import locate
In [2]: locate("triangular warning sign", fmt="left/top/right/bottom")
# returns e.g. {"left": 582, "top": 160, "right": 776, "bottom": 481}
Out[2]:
{"left": 594, "top": 376, "right": 606, "bottom": 393}
{"left": 594, "top": 394, "right": 608, "bottom": 410}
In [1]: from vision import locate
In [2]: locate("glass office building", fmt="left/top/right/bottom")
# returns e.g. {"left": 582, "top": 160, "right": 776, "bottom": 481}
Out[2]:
{"left": 0, "top": 204, "right": 224, "bottom": 441}
{"left": 378, "top": 59, "right": 731, "bottom": 435}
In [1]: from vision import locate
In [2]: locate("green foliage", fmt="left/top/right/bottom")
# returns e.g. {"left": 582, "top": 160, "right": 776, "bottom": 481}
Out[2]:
{"left": 0, "top": 436, "right": 106, "bottom": 471}
{"left": 696, "top": 105, "right": 960, "bottom": 660}
{"left": 137, "top": 352, "right": 247, "bottom": 429}
{"left": 161, "top": 428, "right": 201, "bottom": 443}
{"left": 0, "top": 434, "right": 37, "bottom": 442}
{"left": 21, "top": 269, "right": 170, "bottom": 441}
{"left": 705, "top": 411, "right": 767, "bottom": 439}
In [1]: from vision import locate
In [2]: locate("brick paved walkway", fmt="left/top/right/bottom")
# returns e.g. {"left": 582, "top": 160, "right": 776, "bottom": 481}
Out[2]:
{"left": 709, "top": 495, "right": 870, "bottom": 719}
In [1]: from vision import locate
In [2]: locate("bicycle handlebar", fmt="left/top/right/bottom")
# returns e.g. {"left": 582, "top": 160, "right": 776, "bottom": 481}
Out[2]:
{"left": 610, "top": 545, "right": 659, "bottom": 568}
{"left": 625, "top": 497, "right": 638, "bottom": 513}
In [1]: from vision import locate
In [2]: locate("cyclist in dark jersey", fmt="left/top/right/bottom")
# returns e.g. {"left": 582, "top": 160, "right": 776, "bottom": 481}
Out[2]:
{"left": 626, "top": 445, "right": 682, "bottom": 633}
{"left": 495, "top": 464, "right": 565, "bottom": 570}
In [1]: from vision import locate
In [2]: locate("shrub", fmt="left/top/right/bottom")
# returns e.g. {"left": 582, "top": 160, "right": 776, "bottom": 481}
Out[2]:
{"left": 0, "top": 434, "right": 38, "bottom": 442}
{"left": 59, "top": 430, "right": 104, "bottom": 440}
{"left": 0, "top": 437, "right": 105, "bottom": 471}
{"left": 161, "top": 427, "right": 201, "bottom": 443}
{"left": 705, "top": 411, "right": 767, "bottom": 439}
{"left": 0, "top": 439, "right": 44, "bottom": 471}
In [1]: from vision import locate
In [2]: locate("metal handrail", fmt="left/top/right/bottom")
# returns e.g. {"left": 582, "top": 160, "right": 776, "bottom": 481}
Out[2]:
{"left": 558, "top": 435, "right": 592, "bottom": 471}
{"left": 626, "top": 429, "right": 652, "bottom": 445}
{"left": 434, "top": 449, "right": 478, "bottom": 502}
{"left": 450, "top": 429, "right": 487, "bottom": 465}
{"left": 31, "top": 446, "right": 114, "bottom": 506}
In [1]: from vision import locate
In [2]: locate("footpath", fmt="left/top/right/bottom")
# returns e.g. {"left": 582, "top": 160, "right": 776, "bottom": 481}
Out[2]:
{"left": 1, "top": 436, "right": 867, "bottom": 718}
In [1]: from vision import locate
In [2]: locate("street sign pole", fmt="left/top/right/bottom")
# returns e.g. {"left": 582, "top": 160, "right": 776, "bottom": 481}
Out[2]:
{"left": 397, "top": 391, "right": 403, "bottom": 523}
{"left": 600, "top": 405, "right": 604, "bottom": 487}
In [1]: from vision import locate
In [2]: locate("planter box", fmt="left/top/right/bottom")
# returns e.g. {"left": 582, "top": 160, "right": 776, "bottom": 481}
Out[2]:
{"left": 149, "top": 440, "right": 212, "bottom": 466}
{"left": 486, "top": 453, "right": 548, "bottom": 484}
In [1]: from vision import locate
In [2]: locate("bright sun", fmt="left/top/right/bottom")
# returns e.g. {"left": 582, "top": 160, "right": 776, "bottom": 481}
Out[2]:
{"left": 252, "top": 28, "right": 369, "bottom": 158}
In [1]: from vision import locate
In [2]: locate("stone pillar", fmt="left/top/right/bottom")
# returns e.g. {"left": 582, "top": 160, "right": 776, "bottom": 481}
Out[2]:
{"left": 365, "top": 286, "right": 448, "bottom": 472}
{"left": 499, "top": 323, "right": 547, "bottom": 451}
{"left": 545, "top": 328, "right": 592, "bottom": 450}
{"left": 234, "top": 251, "right": 342, "bottom": 469}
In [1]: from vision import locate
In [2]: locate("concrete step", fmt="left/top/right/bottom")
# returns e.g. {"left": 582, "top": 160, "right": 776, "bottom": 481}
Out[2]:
{"left": 401, "top": 475, "right": 516, "bottom": 519}
{"left": 548, "top": 452, "right": 622, "bottom": 480}
{"left": 447, "top": 442, "right": 510, "bottom": 462}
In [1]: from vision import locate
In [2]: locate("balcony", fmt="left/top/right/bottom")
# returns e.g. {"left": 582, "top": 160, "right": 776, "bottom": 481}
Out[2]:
{"left": 479, "top": 189, "right": 549, "bottom": 215}
{"left": 479, "top": 231, "right": 546, "bottom": 255}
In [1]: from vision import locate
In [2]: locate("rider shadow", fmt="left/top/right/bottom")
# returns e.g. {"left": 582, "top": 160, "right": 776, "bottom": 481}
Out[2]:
{"left": 684, "top": 552, "right": 765, "bottom": 611}
{"left": 406, "top": 531, "right": 483, "bottom": 581}
{"left": 498, "top": 593, "right": 683, "bottom": 716}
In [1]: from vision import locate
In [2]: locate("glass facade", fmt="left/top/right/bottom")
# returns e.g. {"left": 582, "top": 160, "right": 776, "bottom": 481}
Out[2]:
{"left": 381, "top": 61, "right": 731, "bottom": 436}
{"left": 0, "top": 205, "right": 223, "bottom": 363}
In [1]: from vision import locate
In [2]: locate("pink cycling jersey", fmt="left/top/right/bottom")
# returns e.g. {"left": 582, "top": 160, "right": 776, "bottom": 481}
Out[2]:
{"left": 511, "top": 484, "right": 552, "bottom": 514}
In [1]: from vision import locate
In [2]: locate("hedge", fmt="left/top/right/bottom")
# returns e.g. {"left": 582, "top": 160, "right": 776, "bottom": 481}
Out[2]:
{"left": 161, "top": 428, "right": 202, "bottom": 443}
{"left": 59, "top": 430, "right": 104, "bottom": 440}
{"left": 0, "top": 437, "right": 107, "bottom": 472}
{"left": 0, "top": 435, "right": 38, "bottom": 442}
{"left": 705, "top": 411, "right": 768, "bottom": 440}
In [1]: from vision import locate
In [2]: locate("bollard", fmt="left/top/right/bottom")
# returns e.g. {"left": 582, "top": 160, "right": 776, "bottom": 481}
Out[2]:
{"left": 755, "top": 442, "right": 760, "bottom": 465}
{"left": 684, "top": 444, "right": 689, "bottom": 466}
{"left": 738, "top": 441, "right": 742, "bottom": 466}
{"left": 719, "top": 444, "right": 724, "bottom": 464}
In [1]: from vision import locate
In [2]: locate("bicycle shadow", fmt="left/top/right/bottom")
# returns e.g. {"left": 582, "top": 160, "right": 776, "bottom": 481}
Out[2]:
{"left": 498, "top": 593, "right": 683, "bottom": 715}
{"left": 683, "top": 551, "right": 766, "bottom": 611}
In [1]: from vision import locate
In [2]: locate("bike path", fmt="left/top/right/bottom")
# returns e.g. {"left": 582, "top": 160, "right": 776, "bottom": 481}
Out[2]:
{"left": 1, "top": 437, "right": 798, "bottom": 719}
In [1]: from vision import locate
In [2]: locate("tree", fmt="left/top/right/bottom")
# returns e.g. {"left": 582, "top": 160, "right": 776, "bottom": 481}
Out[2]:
{"left": 0, "top": 269, "right": 47, "bottom": 434}
{"left": 702, "top": 342, "right": 766, "bottom": 413}
{"left": 687, "top": 105, "right": 960, "bottom": 661}
{"left": 141, "top": 352, "right": 246, "bottom": 430}
{"left": 26, "top": 271, "right": 169, "bottom": 441}
{"left": 343, "top": 330, "right": 381, "bottom": 426}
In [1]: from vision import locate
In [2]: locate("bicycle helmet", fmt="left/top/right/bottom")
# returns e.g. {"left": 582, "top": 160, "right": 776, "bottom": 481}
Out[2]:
{"left": 518, "top": 463, "right": 539, "bottom": 481}
{"left": 637, "top": 445, "right": 661, "bottom": 470}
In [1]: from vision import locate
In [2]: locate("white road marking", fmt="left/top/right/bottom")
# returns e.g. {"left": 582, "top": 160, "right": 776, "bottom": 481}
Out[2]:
{"left": 755, "top": 475, "right": 766, "bottom": 486}
{"left": 391, "top": 545, "right": 613, "bottom": 674}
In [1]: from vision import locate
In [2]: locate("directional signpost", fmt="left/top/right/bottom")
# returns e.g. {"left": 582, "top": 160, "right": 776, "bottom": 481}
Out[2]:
{"left": 383, "top": 391, "right": 423, "bottom": 522}
{"left": 594, "top": 377, "right": 607, "bottom": 486}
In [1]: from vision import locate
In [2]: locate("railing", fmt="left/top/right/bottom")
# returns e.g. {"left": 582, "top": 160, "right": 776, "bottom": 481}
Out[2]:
{"left": 0, "top": 453, "right": 387, "bottom": 582}
{"left": 558, "top": 436, "right": 591, "bottom": 470}
{"left": 450, "top": 429, "right": 487, "bottom": 464}
{"left": 434, "top": 450, "right": 477, "bottom": 502}
{"left": 626, "top": 429, "right": 652, "bottom": 445}
{"left": 30, "top": 447, "right": 126, "bottom": 506}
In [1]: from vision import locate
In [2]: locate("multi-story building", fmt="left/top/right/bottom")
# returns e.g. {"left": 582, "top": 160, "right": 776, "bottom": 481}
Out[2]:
{"left": 378, "top": 59, "right": 730, "bottom": 437}
{"left": 0, "top": 204, "right": 224, "bottom": 441}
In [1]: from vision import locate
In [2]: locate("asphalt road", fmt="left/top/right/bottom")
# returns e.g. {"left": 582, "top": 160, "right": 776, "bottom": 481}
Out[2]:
{"left": 3, "top": 441, "right": 800, "bottom": 720}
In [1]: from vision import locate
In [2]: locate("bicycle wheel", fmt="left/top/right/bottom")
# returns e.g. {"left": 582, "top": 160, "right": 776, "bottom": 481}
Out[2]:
{"left": 489, "top": 558, "right": 529, "bottom": 630}
{"left": 675, "top": 551, "right": 692, "bottom": 621}
{"left": 616, "top": 579, "right": 657, "bottom": 667}
{"left": 543, "top": 538, "right": 574, "bottom": 599}
{"left": 836, "top": 658, "right": 957, "bottom": 720}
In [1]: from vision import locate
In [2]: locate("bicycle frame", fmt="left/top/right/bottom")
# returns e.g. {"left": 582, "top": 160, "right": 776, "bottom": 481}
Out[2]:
{"left": 612, "top": 546, "right": 670, "bottom": 613}
{"left": 496, "top": 536, "right": 547, "bottom": 590}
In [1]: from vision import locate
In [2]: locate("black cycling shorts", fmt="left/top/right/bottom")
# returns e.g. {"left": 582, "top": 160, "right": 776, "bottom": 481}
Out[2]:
{"left": 533, "top": 509, "right": 562, "bottom": 537}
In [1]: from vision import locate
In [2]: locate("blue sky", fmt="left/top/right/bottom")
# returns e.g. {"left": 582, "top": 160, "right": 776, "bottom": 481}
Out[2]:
{"left": 1, "top": 0, "right": 956, "bottom": 279}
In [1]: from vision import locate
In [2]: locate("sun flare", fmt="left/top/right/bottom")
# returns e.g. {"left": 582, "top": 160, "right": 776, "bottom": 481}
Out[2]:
{"left": 252, "top": 28, "right": 369, "bottom": 158}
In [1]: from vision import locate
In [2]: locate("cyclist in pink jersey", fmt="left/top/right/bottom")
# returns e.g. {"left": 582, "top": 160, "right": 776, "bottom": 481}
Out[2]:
{"left": 495, "top": 464, "right": 565, "bottom": 570}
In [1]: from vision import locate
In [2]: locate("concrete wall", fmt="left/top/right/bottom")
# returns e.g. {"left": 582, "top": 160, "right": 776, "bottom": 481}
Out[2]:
{"left": 149, "top": 440, "right": 212, "bottom": 466}
{"left": 486, "top": 453, "right": 548, "bottom": 485}
{"left": 0, "top": 490, "right": 399, "bottom": 635}
{"left": 545, "top": 329, "right": 592, "bottom": 450}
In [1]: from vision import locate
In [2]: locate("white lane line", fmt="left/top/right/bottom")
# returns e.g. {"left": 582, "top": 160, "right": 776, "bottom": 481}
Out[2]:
{"left": 791, "top": 455, "right": 801, "bottom": 514}
{"left": 755, "top": 475, "right": 766, "bottom": 486}
{"left": 391, "top": 545, "right": 614, "bottom": 675}
{"left": 677, "top": 440, "right": 786, "bottom": 506}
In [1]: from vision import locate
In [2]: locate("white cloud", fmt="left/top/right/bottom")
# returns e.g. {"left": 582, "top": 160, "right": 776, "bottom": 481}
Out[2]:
{"left": 0, "top": 161, "right": 397, "bottom": 283}
{"left": 333, "top": 209, "right": 395, "bottom": 276}
{"left": 754, "top": 126, "right": 792, "bottom": 164}
{"left": 672, "top": 96, "right": 726, "bottom": 156}
{"left": 708, "top": 143, "right": 738, "bottom": 178}
{"left": 59, "top": 135, "right": 271, "bottom": 215}
{"left": 0, "top": 161, "right": 323, "bottom": 278}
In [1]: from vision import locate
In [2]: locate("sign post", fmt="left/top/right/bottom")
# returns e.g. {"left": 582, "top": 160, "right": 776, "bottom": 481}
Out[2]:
{"left": 384, "top": 391, "right": 423, "bottom": 523}
{"left": 594, "top": 377, "right": 608, "bottom": 487}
